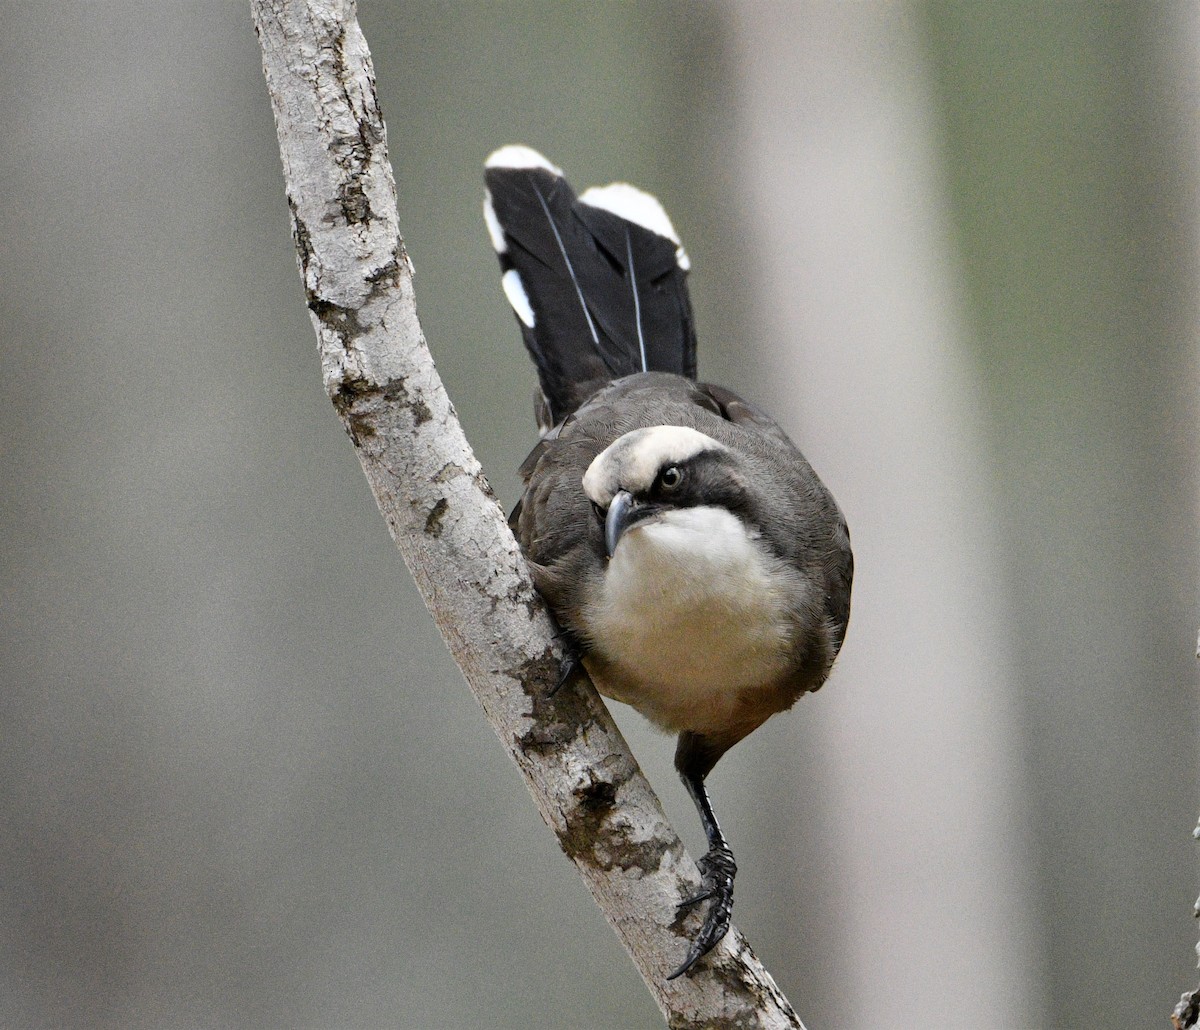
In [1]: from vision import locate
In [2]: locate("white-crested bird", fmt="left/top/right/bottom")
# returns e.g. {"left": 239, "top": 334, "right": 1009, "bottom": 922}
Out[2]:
{"left": 484, "top": 146, "right": 853, "bottom": 978}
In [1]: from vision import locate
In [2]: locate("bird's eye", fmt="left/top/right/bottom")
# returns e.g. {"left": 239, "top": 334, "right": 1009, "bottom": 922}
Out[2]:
{"left": 659, "top": 465, "right": 682, "bottom": 490}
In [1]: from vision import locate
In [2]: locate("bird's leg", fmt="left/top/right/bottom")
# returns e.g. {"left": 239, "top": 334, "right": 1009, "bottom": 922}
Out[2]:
{"left": 667, "top": 732, "right": 737, "bottom": 980}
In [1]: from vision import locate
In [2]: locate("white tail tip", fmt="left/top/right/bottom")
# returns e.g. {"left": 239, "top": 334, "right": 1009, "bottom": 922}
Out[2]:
{"left": 580, "top": 182, "right": 691, "bottom": 270}
{"left": 484, "top": 145, "right": 563, "bottom": 177}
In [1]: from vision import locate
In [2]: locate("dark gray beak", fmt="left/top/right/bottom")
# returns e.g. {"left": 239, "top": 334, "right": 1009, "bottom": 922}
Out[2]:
{"left": 604, "top": 490, "right": 658, "bottom": 557}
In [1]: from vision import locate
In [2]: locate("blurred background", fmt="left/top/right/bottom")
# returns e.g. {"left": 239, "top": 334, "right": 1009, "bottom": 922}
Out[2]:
{"left": 1, "top": 2, "right": 1197, "bottom": 1027}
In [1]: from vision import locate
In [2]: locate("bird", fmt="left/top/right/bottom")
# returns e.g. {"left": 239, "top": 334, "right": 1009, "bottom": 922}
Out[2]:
{"left": 483, "top": 145, "right": 853, "bottom": 979}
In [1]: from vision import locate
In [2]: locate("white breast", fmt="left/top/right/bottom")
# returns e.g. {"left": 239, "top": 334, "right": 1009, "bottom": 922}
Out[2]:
{"left": 582, "top": 505, "right": 800, "bottom": 735}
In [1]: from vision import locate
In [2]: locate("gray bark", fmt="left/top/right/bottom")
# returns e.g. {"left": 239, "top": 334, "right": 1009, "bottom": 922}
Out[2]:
{"left": 249, "top": 1, "right": 804, "bottom": 1025}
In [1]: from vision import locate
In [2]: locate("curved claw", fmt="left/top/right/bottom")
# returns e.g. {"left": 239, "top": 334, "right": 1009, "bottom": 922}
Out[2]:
{"left": 666, "top": 845, "right": 737, "bottom": 980}
{"left": 547, "top": 650, "right": 581, "bottom": 698}
{"left": 675, "top": 887, "right": 715, "bottom": 911}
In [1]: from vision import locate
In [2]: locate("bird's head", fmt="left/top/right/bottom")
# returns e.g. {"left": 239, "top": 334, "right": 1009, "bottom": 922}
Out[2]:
{"left": 582, "top": 426, "right": 745, "bottom": 557}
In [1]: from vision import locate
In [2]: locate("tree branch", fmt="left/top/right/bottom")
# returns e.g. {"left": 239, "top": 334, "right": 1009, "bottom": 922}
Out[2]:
{"left": 250, "top": 2, "right": 805, "bottom": 1025}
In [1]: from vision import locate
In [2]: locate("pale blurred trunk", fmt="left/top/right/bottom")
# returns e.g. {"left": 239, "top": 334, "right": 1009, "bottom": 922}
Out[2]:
{"left": 921, "top": 4, "right": 1200, "bottom": 1027}
{"left": 727, "top": 4, "right": 1045, "bottom": 1027}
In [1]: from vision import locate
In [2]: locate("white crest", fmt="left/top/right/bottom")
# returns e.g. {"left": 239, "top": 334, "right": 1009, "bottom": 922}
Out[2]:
{"left": 582, "top": 425, "right": 725, "bottom": 505}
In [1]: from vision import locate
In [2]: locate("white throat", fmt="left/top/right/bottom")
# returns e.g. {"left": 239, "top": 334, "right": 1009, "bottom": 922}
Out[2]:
{"left": 583, "top": 505, "right": 798, "bottom": 734}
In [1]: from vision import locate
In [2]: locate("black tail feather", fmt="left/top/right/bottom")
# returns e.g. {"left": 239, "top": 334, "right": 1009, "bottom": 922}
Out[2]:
{"left": 484, "top": 147, "right": 696, "bottom": 428}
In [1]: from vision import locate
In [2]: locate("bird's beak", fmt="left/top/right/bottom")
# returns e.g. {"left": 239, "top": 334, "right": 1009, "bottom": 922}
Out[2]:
{"left": 604, "top": 490, "right": 658, "bottom": 557}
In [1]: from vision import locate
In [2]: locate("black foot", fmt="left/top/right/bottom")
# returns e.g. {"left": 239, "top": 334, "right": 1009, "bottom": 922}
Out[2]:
{"left": 666, "top": 845, "right": 737, "bottom": 980}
